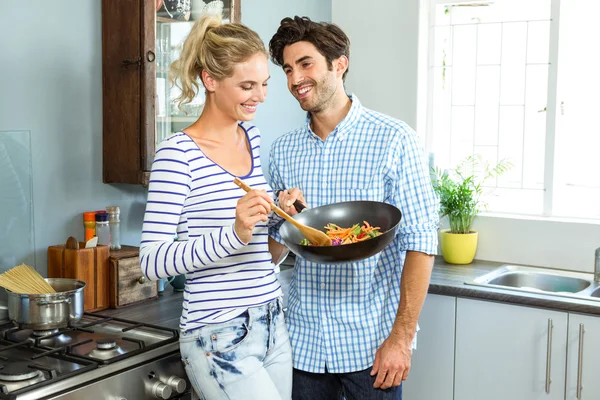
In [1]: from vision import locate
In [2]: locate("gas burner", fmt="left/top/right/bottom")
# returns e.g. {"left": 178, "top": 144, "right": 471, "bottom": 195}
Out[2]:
{"left": 0, "top": 362, "right": 42, "bottom": 382}
{"left": 34, "top": 333, "right": 72, "bottom": 348}
{"left": 87, "top": 338, "right": 126, "bottom": 360}
{"left": 97, "top": 339, "right": 117, "bottom": 350}
{"left": 0, "top": 362, "right": 47, "bottom": 394}
{"left": 31, "top": 329, "right": 59, "bottom": 338}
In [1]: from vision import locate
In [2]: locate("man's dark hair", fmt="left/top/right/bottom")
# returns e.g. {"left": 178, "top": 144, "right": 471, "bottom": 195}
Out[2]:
{"left": 269, "top": 16, "right": 350, "bottom": 81}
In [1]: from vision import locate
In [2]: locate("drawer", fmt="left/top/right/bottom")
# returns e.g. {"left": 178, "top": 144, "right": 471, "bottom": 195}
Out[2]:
{"left": 109, "top": 255, "right": 157, "bottom": 308}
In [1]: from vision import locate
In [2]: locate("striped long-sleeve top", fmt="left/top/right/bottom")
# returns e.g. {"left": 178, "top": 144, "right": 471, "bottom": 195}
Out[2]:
{"left": 140, "top": 122, "right": 282, "bottom": 332}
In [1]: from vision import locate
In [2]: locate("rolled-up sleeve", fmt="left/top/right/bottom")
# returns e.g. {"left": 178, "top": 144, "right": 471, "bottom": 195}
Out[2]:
{"left": 391, "top": 127, "right": 439, "bottom": 255}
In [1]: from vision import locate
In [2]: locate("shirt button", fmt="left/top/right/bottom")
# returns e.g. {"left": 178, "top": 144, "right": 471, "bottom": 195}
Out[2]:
{"left": 320, "top": 283, "right": 326, "bottom": 289}
{"left": 323, "top": 183, "right": 328, "bottom": 188}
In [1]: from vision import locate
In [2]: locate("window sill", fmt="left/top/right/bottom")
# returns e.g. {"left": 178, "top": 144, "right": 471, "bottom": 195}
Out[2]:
{"left": 438, "top": 213, "right": 600, "bottom": 274}
{"left": 479, "top": 212, "right": 600, "bottom": 226}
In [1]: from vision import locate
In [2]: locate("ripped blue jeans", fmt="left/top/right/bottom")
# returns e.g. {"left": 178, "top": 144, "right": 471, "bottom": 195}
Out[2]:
{"left": 179, "top": 298, "right": 292, "bottom": 400}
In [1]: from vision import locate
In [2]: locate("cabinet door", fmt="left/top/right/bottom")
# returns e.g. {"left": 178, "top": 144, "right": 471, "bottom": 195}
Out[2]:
{"left": 566, "top": 313, "right": 600, "bottom": 400}
{"left": 403, "top": 294, "right": 455, "bottom": 400}
{"left": 455, "top": 298, "right": 567, "bottom": 400}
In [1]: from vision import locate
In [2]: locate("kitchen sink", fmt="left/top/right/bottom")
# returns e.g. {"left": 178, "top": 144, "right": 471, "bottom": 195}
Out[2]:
{"left": 466, "top": 265, "right": 600, "bottom": 301}
{"left": 590, "top": 286, "right": 600, "bottom": 298}
{"left": 485, "top": 271, "right": 590, "bottom": 293}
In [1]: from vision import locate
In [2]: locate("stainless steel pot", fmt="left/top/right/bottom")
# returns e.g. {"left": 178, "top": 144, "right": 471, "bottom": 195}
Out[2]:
{"left": 6, "top": 278, "right": 86, "bottom": 330}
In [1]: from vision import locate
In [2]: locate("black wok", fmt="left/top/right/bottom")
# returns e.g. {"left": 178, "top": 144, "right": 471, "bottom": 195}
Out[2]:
{"left": 280, "top": 201, "right": 402, "bottom": 264}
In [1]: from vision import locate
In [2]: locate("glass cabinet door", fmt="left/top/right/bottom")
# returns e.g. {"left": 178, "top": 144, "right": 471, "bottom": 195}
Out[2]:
{"left": 154, "top": 0, "right": 240, "bottom": 146}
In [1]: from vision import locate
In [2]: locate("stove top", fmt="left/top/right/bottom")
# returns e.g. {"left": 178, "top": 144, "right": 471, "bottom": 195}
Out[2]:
{"left": 0, "top": 313, "right": 179, "bottom": 398}
{"left": 0, "top": 339, "right": 96, "bottom": 398}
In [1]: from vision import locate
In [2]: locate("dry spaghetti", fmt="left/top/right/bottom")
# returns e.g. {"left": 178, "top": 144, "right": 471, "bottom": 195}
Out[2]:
{"left": 0, "top": 264, "right": 56, "bottom": 294}
{"left": 300, "top": 221, "right": 382, "bottom": 246}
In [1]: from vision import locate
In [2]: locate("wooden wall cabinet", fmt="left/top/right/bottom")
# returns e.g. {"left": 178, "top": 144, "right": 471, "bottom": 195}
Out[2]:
{"left": 101, "top": 0, "right": 241, "bottom": 185}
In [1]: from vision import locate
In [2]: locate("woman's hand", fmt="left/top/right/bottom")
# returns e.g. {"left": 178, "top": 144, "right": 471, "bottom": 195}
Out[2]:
{"left": 234, "top": 190, "right": 273, "bottom": 244}
{"left": 278, "top": 188, "right": 306, "bottom": 216}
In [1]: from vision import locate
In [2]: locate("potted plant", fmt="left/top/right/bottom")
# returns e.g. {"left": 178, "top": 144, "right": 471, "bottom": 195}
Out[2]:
{"left": 431, "top": 155, "right": 511, "bottom": 264}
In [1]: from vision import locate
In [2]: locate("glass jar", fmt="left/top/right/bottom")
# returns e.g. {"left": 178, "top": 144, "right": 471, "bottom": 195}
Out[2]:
{"left": 95, "top": 212, "right": 110, "bottom": 247}
{"left": 106, "top": 206, "right": 121, "bottom": 250}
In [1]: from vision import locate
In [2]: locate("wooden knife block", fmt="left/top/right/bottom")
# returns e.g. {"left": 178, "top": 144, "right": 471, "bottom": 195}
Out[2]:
{"left": 47, "top": 243, "right": 110, "bottom": 312}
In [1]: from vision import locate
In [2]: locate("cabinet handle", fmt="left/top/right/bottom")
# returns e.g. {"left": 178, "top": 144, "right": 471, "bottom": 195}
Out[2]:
{"left": 137, "top": 276, "right": 146, "bottom": 284}
{"left": 545, "top": 318, "right": 553, "bottom": 393}
{"left": 577, "top": 323, "right": 585, "bottom": 399}
{"left": 146, "top": 50, "right": 155, "bottom": 63}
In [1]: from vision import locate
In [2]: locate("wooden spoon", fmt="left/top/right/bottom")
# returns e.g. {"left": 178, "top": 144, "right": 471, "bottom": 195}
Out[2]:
{"left": 65, "top": 236, "right": 79, "bottom": 250}
{"left": 233, "top": 178, "right": 332, "bottom": 246}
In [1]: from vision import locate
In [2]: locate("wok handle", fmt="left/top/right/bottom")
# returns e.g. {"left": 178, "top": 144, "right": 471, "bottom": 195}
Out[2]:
{"left": 275, "top": 190, "right": 306, "bottom": 213}
{"left": 37, "top": 298, "right": 71, "bottom": 306}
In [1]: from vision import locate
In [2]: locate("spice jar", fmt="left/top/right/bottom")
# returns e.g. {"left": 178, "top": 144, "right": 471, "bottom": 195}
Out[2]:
{"left": 83, "top": 212, "right": 96, "bottom": 243}
{"left": 106, "top": 206, "right": 121, "bottom": 250}
{"left": 95, "top": 212, "right": 110, "bottom": 246}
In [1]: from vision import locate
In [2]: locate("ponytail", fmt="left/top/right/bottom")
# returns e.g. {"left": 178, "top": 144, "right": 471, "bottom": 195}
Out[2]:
{"left": 170, "top": 14, "right": 222, "bottom": 109}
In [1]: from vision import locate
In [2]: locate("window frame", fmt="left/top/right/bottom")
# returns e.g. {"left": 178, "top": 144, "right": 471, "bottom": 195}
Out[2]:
{"left": 421, "top": 0, "right": 566, "bottom": 218}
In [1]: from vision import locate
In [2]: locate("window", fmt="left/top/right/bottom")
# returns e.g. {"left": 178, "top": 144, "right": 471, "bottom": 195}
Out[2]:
{"left": 423, "top": 0, "right": 600, "bottom": 219}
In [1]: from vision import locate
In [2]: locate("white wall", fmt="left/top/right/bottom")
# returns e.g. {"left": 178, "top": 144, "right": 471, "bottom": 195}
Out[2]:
{"left": 332, "top": 0, "right": 600, "bottom": 273}
{"left": 332, "top": 0, "right": 420, "bottom": 127}
{"left": 245, "top": 0, "right": 332, "bottom": 171}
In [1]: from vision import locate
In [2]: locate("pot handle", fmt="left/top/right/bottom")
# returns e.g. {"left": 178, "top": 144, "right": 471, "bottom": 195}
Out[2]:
{"left": 37, "top": 298, "right": 72, "bottom": 306}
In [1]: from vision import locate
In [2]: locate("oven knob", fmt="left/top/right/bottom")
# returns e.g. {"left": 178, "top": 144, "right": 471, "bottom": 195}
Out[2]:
{"left": 152, "top": 381, "right": 172, "bottom": 399}
{"left": 167, "top": 375, "right": 187, "bottom": 393}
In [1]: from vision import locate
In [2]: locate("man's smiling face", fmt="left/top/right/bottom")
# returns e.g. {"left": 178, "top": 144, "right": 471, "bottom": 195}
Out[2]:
{"left": 282, "top": 41, "right": 339, "bottom": 114}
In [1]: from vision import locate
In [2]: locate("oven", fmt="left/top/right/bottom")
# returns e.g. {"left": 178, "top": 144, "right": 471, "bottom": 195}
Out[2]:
{"left": 0, "top": 313, "right": 194, "bottom": 399}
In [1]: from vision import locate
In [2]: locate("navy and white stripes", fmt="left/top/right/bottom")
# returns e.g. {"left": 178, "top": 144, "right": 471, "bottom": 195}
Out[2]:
{"left": 140, "top": 123, "right": 281, "bottom": 332}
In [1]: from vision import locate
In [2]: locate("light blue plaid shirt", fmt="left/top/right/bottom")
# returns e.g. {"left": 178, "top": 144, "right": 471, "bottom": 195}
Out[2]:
{"left": 268, "top": 94, "right": 439, "bottom": 373}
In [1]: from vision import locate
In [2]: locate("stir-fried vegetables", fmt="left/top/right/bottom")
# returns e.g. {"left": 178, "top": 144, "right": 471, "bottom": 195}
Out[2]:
{"left": 299, "top": 221, "right": 381, "bottom": 246}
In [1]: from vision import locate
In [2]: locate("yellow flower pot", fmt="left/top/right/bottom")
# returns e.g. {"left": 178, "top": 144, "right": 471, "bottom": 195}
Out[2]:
{"left": 440, "top": 229, "right": 478, "bottom": 265}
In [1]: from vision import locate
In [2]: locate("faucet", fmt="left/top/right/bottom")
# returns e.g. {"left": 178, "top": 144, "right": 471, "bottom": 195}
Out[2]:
{"left": 595, "top": 247, "right": 600, "bottom": 283}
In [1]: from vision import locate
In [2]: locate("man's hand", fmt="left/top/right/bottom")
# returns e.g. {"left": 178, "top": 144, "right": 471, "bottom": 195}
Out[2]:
{"left": 277, "top": 188, "right": 306, "bottom": 216}
{"left": 370, "top": 251, "right": 433, "bottom": 389}
{"left": 370, "top": 335, "right": 412, "bottom": 389}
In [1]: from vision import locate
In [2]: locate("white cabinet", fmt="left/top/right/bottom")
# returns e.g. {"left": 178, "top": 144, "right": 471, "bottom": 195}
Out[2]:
{"left": 566, "top": 313, "right": 600, "bottom": 400}
{"left": 403, "top": 294, "right": 455, "bottom": 400}
{"left": 454, "top": 298, "right": 568, "bottom": 400}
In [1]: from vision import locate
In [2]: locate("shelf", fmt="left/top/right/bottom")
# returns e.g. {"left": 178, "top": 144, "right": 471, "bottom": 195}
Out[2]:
{"left": 156, "top": 116, "right": 198, "bottom": 123}
{"left": 156, "top": 16, "right": 190, "bottom": 24}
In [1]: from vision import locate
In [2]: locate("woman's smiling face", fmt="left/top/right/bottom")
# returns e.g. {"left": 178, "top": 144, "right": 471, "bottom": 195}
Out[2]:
{"left": 211, "top": 52, "right": 270, "bottom": 121}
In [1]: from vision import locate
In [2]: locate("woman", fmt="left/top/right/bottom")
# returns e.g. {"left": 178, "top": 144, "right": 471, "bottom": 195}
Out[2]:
{"left": 139, "top": 13, "right": 291, "bottom": 400}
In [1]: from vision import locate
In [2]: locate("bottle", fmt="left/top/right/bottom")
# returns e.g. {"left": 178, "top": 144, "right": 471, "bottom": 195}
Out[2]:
{"left": 83, "top": 212, "right": 96, "bottom": 243}
{"left": 95, "top": 212, "right": 110, "bottom": 246}
{"left": 106, "top": 206, "right": 121, "bottom": 250}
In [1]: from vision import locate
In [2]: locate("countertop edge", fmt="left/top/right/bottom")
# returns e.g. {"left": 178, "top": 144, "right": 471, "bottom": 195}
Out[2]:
{"left": 429, "top": 258, "right": 600, "bottom": 316}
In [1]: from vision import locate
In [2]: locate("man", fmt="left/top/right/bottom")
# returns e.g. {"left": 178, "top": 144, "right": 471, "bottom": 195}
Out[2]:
{"left": 268, "top": 16, "right": 439, "bottom": 400}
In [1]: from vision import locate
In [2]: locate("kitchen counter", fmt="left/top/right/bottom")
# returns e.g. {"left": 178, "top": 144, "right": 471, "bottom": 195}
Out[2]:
{"left": 429, "top": 257, "right": 600, "bottom": 316}
{"left": 96, "top": 256, "right": 600, "bottom": 329}
{"left": 99, "top": 289, "right": 184, "bottom": 330}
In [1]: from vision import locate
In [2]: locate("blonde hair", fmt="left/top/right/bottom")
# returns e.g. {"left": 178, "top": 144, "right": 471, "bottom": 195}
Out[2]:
{"left": 170, "top": 14, "right": 267, "bottom": 109}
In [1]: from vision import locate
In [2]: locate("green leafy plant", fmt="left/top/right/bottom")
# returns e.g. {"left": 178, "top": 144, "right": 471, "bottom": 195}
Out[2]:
{"left": 431, "top": 155, "right": 512, "bottom": 234}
